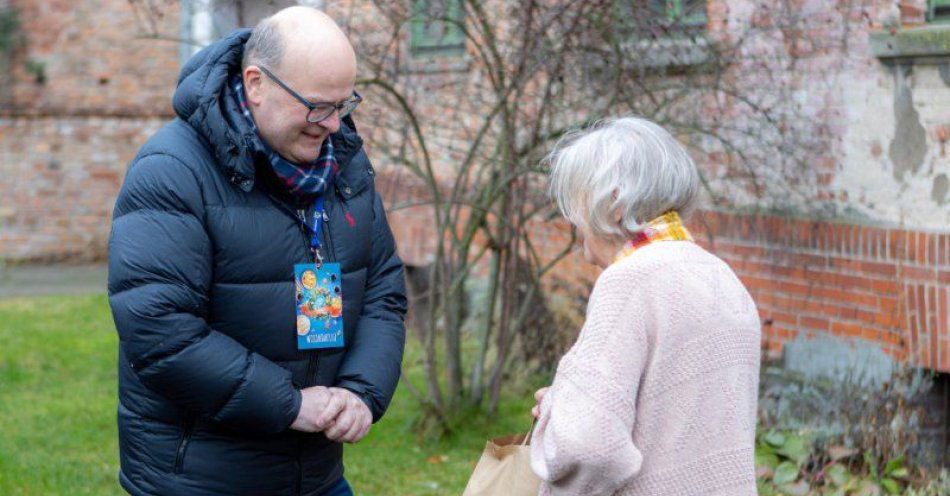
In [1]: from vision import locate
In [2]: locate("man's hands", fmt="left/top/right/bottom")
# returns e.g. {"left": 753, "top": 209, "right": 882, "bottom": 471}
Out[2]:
{"left": 290, "top": 386, "right": 372, "bottom": 444}
{"left": 290, "top": 386, "right": 338, "bottom": 432}
{"left": 322, "top": 388, "right": 372, "bottom": 443}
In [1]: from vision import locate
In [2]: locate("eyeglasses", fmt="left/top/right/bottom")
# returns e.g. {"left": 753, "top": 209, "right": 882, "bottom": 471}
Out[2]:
{"left": 257, "top": 65, "right": 362, "bottom": 124}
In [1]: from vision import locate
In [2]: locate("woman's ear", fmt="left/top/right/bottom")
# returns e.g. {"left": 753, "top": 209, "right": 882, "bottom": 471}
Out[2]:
{"left": 612, "top": 207, "right": 624, "bottom": 225}
{"left": 610, "top": 191, "right": 624, "bottom": 226}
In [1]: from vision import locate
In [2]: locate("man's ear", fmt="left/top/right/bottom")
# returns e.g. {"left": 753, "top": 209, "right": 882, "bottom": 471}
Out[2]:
{"left": 243, "top": 66, "right": 265, "bottom": 105}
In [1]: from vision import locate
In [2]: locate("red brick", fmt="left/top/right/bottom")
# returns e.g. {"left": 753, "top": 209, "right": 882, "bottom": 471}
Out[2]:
{"left": 929, "top": 234, "right": 939, "bottom": 266}
{"left": 871, "top": 230, "right": 886, "bottom": 260}
{"left": 827, "top": 256, "right": 898, "bottom": 278}
{"left": 736, "top": 259, "right": 771, "bottom": 275}
{"left": 812, "top": 287, "right": 877, "bottom": 308}
{"left": 878, "top": 296, "right": 899, "bottom": 312}
{"left": 860, "top": 328, "right": 880, "bottom": 341}
{"left": 860, "top": 261, "right": 898, "bottom": 278}
{"left": 770, "top": 311, "right": 798, "bottom": 326}
{"left": 716, "top": 242, "right": 770, "bottom": 261}
{"left": 831, "top": 321, "right": 863, "bottom": 338}
{"left": 777, "top": 280, "right": 814, "bottom": 297}
{"left": 886, "top": 230, "right": 897, "bottom": 260}
{"left": 908, "top": 311, "right": 919, "bottom": 353}
{"left": 863, "top": 230, "right": 874, "bottom": 259}
{"left": 892, "top": 230, "right": 907, "bottom": 260}
{"left": 772, "top": 264, "right": 812, "bottom": 281}
{"left": 800, "top": 316, "right": 830, "bottom": 331}
{"left": 902, "top": 265, "right": 938, "bottom": 282}
{"left": 766, "top": 324, "right": 796, "bottom": 340}
{"left": 872, "top": 312, "right": 901, "bottom": 329}
{"left": 838, "top": 225, "right": 852, "bottom": 255}
{"left": 939, "top": 234, "right": 949, "bottom": 266}
{"left": 910, "top": 318, "right": 924, "bottom": 365}
{"left": 939, "top": 288, "right": 948, "bottom": 337}
{"left": 907, "top": 231, "right": 917, "bottom": 263}
{"left": 879, "top": 331, "right": 903, "bottom": 347}
{"left": 927, "top": 329, "right": 940, "bottom": 367}
{"left": 750, "top": 292, "right": 776, "bottom": 307}
{"left": 871, "top": 279, "right": 899, "bottom": 294}
{"left": 740, "top": 275, "right": 779, "bottom": 293}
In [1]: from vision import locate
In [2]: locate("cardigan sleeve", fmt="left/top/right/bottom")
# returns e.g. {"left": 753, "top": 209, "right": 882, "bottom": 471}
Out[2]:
{"left": 530, "top": 265, "right": 648, "bottom": 495}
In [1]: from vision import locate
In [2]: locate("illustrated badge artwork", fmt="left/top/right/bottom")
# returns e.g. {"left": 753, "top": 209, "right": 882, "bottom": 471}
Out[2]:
{"left": 294, "top": 263, "right": 344, "bottom": 349}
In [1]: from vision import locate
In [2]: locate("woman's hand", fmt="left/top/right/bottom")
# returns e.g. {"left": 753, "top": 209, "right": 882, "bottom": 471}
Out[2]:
{"left": 531, "top": 387, "right": 550, "bottom": 419}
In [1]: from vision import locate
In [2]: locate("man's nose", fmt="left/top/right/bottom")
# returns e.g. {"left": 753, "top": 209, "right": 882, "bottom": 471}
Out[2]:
{"left": 317, "top": 110, "right": 341, "bottom": 133}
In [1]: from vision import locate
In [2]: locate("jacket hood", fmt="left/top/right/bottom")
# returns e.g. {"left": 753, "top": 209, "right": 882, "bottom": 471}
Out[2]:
{"left": 172, "top": 29, "right": 365, "bottom": 193}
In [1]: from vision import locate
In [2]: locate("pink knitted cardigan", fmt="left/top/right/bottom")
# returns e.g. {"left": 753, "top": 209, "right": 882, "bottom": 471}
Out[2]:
{"left": 530, "top": 241, "right": 761, "bottom": 495}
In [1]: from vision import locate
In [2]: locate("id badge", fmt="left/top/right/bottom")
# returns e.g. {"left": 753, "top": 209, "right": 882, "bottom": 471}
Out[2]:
{"left": 295, "top": 263, "right": 344, "bottom": 349}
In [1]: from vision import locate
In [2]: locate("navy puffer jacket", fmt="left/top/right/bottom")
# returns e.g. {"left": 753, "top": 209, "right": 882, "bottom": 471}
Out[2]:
{"left": 108, "top": 29, "right": 407, "bottom": 495}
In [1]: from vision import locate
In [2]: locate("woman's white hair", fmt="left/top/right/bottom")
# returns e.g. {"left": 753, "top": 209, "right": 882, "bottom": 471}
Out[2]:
{"left": 548, "top": 116, "right": 700, "bottom": 238}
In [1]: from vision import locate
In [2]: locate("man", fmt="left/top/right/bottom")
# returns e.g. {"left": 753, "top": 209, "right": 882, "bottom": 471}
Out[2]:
{"left": 108, "top": 7, "right": 407, "bottom": 495}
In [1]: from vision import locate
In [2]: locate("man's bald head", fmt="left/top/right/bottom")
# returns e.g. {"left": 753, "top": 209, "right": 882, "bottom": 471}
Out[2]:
{"left": 242, "top": 7, "right": 356, "bottom": 76}
{"left": 240, "top": 7, "right": 358, "bottom": 165}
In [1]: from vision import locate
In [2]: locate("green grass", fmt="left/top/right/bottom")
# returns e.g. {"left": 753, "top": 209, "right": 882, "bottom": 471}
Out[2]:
{"left": 0, "top": 294, "right": 539, "bottom": 495}
{"left": 0, "top": 294, "right": 122, "bottom": 495}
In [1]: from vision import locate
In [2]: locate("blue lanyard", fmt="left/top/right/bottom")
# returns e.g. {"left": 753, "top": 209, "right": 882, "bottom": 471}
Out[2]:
{"left": 309, "top": 196, "right": 327, "bottom": 264}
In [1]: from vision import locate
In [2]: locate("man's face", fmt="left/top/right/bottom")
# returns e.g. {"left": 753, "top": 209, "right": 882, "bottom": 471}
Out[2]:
{"left": 245, "top": 59, "right": 355, "bottom": 164}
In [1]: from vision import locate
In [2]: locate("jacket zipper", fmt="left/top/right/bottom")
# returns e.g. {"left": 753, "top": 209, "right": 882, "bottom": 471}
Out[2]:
{"left": 263, "top": 188, "right": 343, "bottom": 496}
{"left": 296, "top": 202, "right": 336, "bottom": 495}
{"left": 173, "top": 416, "right": 196, "bottom": 474}
{"left": 295, "top": 443, "right": 303, "bottom": 495}
{"left": 295, "top": 206, "right": 325, "bottom": 390}
{"left": 295, "top": 206, "right": 315, "bottom": 496}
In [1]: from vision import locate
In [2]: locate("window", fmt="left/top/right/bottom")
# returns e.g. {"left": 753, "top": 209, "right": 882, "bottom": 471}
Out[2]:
{"left": 410, "top": 0, "right": 465, "bottom": 56}
{"left": 610, "top": 0, "right": 710, "bottom": 70}
{"left": 614, "top": 0, "right": 707, "bottom": 39}
{"left": 650, "top": 0, "right": 707, "bottom": 32}
{"left": 929, "top": 0, "right": 950, "bottom": 23}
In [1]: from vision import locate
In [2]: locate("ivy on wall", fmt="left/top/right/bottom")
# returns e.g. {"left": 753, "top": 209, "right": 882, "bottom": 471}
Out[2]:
{"left": 0, "top": 7, "right": 45, "bottom": 85}
{"left": 0, "top": 6, "right": 23, "bottom": 54}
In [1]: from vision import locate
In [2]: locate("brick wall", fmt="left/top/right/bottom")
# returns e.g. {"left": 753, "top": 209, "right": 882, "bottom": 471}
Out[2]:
{"left": 694, "top": 210, "right": 950, "bottom": 371}
{"left": 1, "top": 0, "right": 947, "bottom": 376}
{"left": 0, "top": 0, "right": 179, "bottom": 262}
{"left": 365, "top": 0, "right": 950, "bottom": 373}
{"left": 0, "top": 116, "right": 166, "bottom": 261}
{"left": 4, "top": 0, "right": 180, "bottom": 116}
{"left": 384, "top": 192, "right": 950, "bottom": 372}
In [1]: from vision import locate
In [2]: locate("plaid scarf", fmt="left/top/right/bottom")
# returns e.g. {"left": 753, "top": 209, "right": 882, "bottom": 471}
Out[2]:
{"left": 230, "top": 74, "right": 339, "bottom": 199}
{"left": 614, "top": 211, "right": 693, "bottom": 263}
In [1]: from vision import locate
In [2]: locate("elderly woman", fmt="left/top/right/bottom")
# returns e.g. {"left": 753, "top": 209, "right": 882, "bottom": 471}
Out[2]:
{"left": 530, "top": 117, "right": 761, "bottom": 495}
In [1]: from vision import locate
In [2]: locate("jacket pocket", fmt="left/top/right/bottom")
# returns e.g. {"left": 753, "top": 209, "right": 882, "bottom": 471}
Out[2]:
{"left": 173, "top": 416, "right": 196, "bottom": 474}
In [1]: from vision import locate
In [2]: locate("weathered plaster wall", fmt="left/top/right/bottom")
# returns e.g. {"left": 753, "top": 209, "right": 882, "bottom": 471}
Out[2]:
{"left": 838, "top": 59, "right": 950, "bottom": 229}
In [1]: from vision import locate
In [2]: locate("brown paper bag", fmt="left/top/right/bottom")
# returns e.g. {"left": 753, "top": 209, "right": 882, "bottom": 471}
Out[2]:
{"left": 462, "top": 430, "right": 541, "bottom": 496}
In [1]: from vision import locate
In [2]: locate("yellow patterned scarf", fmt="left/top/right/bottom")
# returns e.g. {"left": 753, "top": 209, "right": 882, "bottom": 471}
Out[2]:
{"left": 614, "top": 211, "right": 693, "bottom": 263}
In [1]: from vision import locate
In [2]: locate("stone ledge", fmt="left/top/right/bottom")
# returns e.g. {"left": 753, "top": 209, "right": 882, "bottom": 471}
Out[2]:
{"left": 870, "top": 25, "right": 950, "bottom": 61}
{"left": 405, "top": 53, "right": 471, "bottom": 74}
{"left": 622, "top": 35, "right": 712, "bottom": 69}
